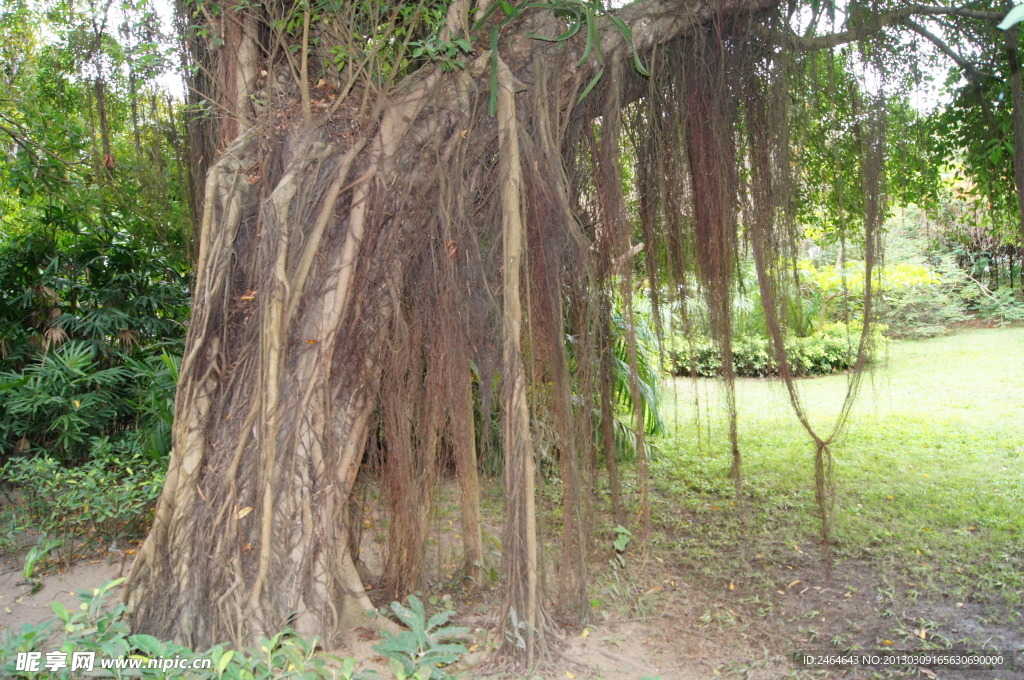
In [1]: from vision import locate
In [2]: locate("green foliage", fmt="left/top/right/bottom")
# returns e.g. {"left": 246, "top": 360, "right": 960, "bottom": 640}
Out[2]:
{"left": 0, "top": 343, "right": 130, "bottom": 461}
{"left": 670, "top": 323, "right": 884, "bottom": 378}
{"left": 373, "top": 595, "right": 469, "bottom": 680}
{"left": 603, "top": 297, "right": 665, "bottom": 462}
{"left": 126, "top": 352, "right": 181, "bottom": 460}
{"left": 0, "top": 448, "right": 164, "bottom": 554}
{"left": 409, "top": 33, "right": 472, "bottom": 72}
{"left": 0, "top": 228, "right": 188, "bottom": 462}
{"left": 477, "top": 0, "right": 649, "bottom": 115}
{"left": 974, "top": 286, "right": 1024, "bottom": 322}
{"left": 878, "top": 208, "right": 1024, "bottom": 337}
{"left": 0, "top": 0, "right": 190, "bottom": 472}
{"left": 0, "top": 580, "right": 377, "bottom": 679}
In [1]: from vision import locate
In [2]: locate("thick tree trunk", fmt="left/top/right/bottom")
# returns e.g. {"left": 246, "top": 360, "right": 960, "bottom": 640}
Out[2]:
{"left": 124, "top": 0, "right": 782, "bottom": 654}
{"left": 123, "top": 70, "right": 442, "bottom": 646}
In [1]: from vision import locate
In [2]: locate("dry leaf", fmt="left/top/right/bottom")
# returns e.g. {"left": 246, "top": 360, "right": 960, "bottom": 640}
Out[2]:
{"left": 237, "top": 506, "right": 253, "bottom": 520}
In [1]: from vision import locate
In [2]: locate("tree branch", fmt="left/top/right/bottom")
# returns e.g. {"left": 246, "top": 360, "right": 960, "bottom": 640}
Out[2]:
{"left": 772, "top": 4, "right": 1004, "bottom": 52}
{"left": 903, "top": 18, "right": 999, "bottom": 81}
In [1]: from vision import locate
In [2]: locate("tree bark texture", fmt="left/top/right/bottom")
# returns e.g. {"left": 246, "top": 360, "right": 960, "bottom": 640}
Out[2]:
{"left": 123, "top": 0, "right": 782, "bottom": 654}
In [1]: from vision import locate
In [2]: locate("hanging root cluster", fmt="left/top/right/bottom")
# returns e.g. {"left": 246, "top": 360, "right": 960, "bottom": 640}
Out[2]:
{"left": 124, "top": 0, "right": 887, "bottom": 668}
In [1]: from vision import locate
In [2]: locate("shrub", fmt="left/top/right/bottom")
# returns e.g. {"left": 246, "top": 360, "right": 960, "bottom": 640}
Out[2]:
{"left": 0, "top": 445, "right": 164, "bottom": 557}
{"left": 0, "top": 342, "right": 131, "bottom": 463}
{"left": 669, "top": 323, "right": 885, "bottom": 378}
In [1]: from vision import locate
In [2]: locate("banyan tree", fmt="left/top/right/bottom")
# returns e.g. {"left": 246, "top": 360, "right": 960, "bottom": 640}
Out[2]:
{"left": 122, "top": 0, "right": 1024, "bottom": 665}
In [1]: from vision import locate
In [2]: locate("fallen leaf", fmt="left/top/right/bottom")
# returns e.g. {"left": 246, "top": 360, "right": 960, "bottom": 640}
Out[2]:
{"left": 565, "top": 672, "right": 575, "bottom": 679}
{"left": 787, "top": 579, "right": 803, "bottom": 589}
{"left": 239, "top": 290, "right": 257, "bottom": 302}
{"left": 728, "top": 582, "right": 735, "bottom": 591}
{"left": 882, "top": 639, "right": 893, "bottom": 645}
{"left": 237, "top": 506, "right": 253, "bottom": 520}
{"left": 916, "top": 629, "right": 926, "bottom": 640}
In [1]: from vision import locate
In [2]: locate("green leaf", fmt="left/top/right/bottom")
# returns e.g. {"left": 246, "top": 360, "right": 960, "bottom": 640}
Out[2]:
{"left": 998, "top": 4, "right": 1024, "bottom": 30}
{"left": 51, "top": 601, "right": 70, "bottom": 622}
{"left": 577, "top": 68, "right": 604, "bottom": 103}
{"left": 609, "top": 14, "right": 649, "bottom": 76}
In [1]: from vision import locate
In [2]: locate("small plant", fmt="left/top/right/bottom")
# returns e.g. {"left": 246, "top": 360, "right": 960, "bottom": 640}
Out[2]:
{"left": 21, "top": 537, "right": 61, "bottom": 593}
{"left": 374, "top": 595, "right": 469, "bottom": 680}
{"left": 610, "top": 524, "right": 631, "bottom": 570}
{"left": 409, "top": 33, "right": 473, "bottom": 72}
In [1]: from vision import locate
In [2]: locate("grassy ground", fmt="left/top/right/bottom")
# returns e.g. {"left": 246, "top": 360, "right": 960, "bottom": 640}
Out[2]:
{"left": 629, "top": 327, "right": 1024, "bottom": 676}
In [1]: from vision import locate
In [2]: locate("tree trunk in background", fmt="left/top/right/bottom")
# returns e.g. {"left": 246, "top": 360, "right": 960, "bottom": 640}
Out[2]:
{"left": 454, "top": 366, "right": 484, "bottom": 580}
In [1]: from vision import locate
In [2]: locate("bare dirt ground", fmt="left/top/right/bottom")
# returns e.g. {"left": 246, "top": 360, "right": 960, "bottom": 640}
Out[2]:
{"left": 450, "top": 548, "right": 1024, "bottom": 680}
{"left": 2, "top": 512, "right": 1021, "bottom": 680}
{"left": 0, "top": 549, "right": 122, "bottom": 633}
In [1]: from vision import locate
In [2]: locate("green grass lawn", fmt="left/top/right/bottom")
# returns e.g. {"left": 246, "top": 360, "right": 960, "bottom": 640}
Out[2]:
{"left": 656, "top": 327, "right": 1024, "bottom": 605}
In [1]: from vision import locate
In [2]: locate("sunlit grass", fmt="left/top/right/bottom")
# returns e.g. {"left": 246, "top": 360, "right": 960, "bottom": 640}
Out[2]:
{"left": 656, "top": 327, "right": 1024, "bottom": 603}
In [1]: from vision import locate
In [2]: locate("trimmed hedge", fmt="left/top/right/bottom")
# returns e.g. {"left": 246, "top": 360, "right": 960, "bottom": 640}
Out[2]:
{"left": 670, "top": 323, "right": 886, "bottom": 378}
